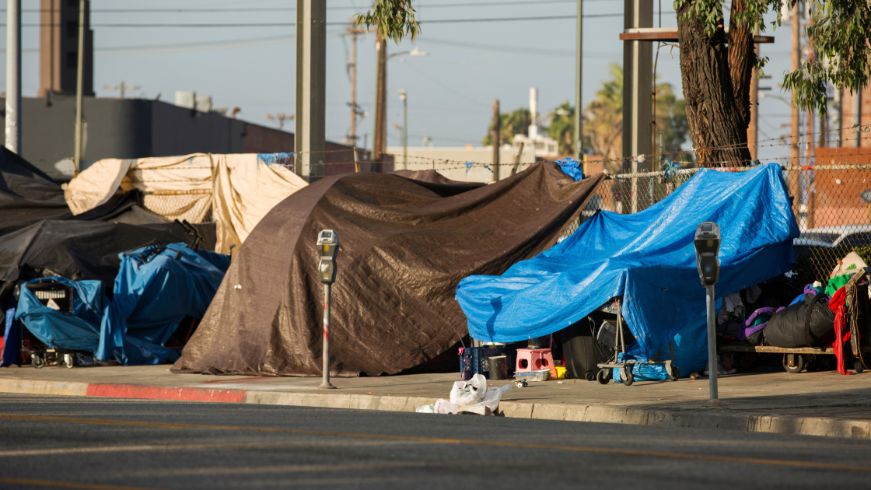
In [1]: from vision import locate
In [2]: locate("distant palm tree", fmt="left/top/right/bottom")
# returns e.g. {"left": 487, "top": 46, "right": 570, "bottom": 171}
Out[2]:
{"left": 546, "top": 101, "right": 575, "bottom": 156}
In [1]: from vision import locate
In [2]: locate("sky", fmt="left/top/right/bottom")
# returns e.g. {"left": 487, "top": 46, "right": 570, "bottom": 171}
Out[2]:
{"left": 1, "top": 0, "right": 798, "bottom": 161}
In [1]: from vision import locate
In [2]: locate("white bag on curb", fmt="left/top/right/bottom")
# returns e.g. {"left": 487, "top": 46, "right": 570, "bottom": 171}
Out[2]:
{"left": 416, "top": 374, "right": 512, "bottom": 415}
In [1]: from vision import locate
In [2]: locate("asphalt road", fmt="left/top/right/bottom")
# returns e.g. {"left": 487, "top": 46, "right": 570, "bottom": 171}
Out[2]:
{"left": 1, "top": 394, "right": 870, "bottom": 490}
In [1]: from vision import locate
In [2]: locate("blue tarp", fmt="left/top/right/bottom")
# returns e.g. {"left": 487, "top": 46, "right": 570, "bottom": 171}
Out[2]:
{"left": 456, "top": 164, "right": 799, "bottom": 373}
{"left": 12, "top": 243, "right": 228, "bottom": 365}
{"left": 15, "top": 277, "right": 104, "bottom": 353}
{"left": 554, "top": 157, "right": 584, "bottom": 182}
{"left": 97, "top": 243, "right": 229, "bottom": 365}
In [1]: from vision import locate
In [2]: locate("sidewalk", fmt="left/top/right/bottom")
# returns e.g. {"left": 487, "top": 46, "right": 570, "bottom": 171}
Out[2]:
{"left": 1, "top": 364, "right": 870, "bottom": 439}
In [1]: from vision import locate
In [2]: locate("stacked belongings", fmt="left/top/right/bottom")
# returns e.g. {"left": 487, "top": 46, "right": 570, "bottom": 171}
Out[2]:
{"left": 0, "top": 149, "right": 221, "bottom": 366}
{"left": 174, "top": 163, "right": 604, "bottom": 376}
{"left": 728, "top": 252, "right": 870, "bottom": 375}
{"left": 14, "top": 243, "right": 229, "bottom": 366}
{"left": 456, "top": 163, "right": 800, "bottom": 379}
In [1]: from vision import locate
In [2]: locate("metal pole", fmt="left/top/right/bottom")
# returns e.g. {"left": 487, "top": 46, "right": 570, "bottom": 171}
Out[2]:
{"left": 622, "top": 0, "right": 652, "bottom": 173}
{"left": 73, "top": 0, "right": 86, "bottom": 174}
{"left": 492, "top": 99, "right": 501, "bottom": 183}
{"left": 295, "top": 0, "right": 327, "bottom": 180}
{"left": 373, "top": 33, "right": 387, "bottom": 161}
{"left": 320, "top": 283, "right": 335, "bottom": 389}
{"left": 400, "top": 90, "right": 408, "bottom": 170}
{"left": 573, "top": 0, "right": 583, "bottom": 158}
{"left": 705, "top": 284, "right": 719, "bottom": 401}
{"left": 5, "top": 0, "right": 21, "bottom": 154}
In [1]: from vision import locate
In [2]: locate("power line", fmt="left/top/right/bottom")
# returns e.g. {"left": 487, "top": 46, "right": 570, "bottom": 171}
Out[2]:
{"left": 20, "top": 13, "right": 623, "bottom": 29}
{"left": 1, "top": 0, "right": 617, "bottom": 14}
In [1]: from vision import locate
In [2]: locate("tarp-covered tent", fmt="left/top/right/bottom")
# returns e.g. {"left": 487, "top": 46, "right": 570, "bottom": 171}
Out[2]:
{"left": 14, "top": 243, "right": 228, "bottom": 365}
{"left": 457, "top": 164, "right": 799, "bottom": 373}
{"left": 174, "top": 164, "right": 604, "bottom": 376}
{"left": 0, "top": 147, "right": 156, "bottom": 235}
{"left": 63, "top": 153, "right": 308, "bottom": 253}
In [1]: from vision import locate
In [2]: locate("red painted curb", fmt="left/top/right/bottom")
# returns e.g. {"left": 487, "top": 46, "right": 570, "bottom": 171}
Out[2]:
{"left": 86, "top": 383, "right": 247, "bottom": 403}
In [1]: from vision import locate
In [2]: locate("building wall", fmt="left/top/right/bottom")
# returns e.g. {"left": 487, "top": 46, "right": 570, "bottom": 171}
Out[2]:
{"left": 39, "top": 0, "right": 94, "bottom": 96}
{"left": 1, "top": 95, "right": 370, "bottom": 180}
{"left": 812, "top": 147, "right": 871, "bottom": 228}
{"left": 835, "top": 86, "right": 871, "bottom": 148}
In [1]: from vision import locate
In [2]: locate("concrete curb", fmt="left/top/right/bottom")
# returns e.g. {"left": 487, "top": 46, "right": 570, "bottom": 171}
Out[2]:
{"left": 1, "top": 378, "right": 869, "bottom": 440}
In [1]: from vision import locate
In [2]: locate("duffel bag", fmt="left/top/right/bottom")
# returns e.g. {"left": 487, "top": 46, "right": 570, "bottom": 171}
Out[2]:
{"left": 763, "top": 293, "right": 834, "bottom": 348}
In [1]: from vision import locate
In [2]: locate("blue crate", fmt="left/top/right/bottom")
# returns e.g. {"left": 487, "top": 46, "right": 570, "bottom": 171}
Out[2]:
{"left": 458, "top": 346, "right": 515, "bottom": 380}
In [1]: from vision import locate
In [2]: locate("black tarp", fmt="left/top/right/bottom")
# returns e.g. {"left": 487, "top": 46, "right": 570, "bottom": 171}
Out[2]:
{"left": 174, "top": 164, "right": 604, "bottom": 376}
{"left": 0, "top": 149, "right": 216, "bottom": 311}
{"left": 0, "top": 147, "right": 159, "bottom": 234}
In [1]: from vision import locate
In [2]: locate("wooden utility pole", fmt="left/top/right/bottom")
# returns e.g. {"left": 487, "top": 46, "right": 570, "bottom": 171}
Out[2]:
{"left": 492, "top": 99, "right": 501, "bottom": 183}
{"left": 345, "top": 25, "right": 364, "bottom": 146}
{"left": 789, "top": 3, "right": 800, "bottom": 214}
{"left": 373, "top": 33, "right": 387, "bottom": 161}
{"left": 805, "top": 12, "right": 815, "bottom": 165}
{"left": 748, "top": 31, "right": 759, "bottom": 161}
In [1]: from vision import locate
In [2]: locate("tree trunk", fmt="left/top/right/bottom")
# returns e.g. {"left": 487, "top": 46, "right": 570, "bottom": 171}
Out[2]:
{"left": 728, "top": 0, "right": 756, "bottom": 130}
{"left": 677, "top": 3, "right": 752, "bottom": 166}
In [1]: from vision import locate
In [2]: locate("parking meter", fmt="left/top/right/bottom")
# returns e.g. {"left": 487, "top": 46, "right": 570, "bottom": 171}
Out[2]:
{"left": 694, "top": 222, "right": 720, "bottom": 402}
{"left": 316, "top": 230, "right": 339, "bottom": 389}
{"left": 694, "top": 222, "right": 721, "bottom": 287}
{"left": 317, "top": 230, "right": 339, "bottom": 284}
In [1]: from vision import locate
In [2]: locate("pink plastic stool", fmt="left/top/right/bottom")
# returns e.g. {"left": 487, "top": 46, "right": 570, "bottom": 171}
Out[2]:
{"left": 515, "top": 348, "right": 554, "bottom": 373}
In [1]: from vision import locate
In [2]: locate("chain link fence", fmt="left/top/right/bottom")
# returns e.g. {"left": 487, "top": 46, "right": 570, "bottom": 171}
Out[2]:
{"left": 576, "top": 163, "right": 871, "bottom": 282}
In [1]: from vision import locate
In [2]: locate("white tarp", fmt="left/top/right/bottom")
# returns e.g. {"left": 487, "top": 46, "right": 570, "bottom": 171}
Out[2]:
{"left": 63, "top": 153, "right": 307, "bottom": 253}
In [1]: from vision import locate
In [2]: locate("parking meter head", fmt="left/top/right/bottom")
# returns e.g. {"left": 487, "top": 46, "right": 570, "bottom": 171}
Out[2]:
{"left": 694, "top": 222, "right": 720, "bottom": 287}
{"left": 316, "top": 230, "right": 339, "bottom": 284}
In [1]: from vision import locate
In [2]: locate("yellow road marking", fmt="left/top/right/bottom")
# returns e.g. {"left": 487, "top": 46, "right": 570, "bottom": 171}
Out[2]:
{"left": 1, "top": 412, "right": 869, "bottom": 475}
{"left": 0, "top": 477, "right": 145, "bottom": 490}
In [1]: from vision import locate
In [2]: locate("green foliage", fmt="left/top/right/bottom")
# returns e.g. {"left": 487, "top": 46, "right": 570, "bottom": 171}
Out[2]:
{"left": 546, "top": 101, "right": 575, "bottom": 155}
{"left": 354, "top": 0, "right": 421, "bottom": 43}
{"left": 784, "top": 0, "right": 871, "bottom": 114}
{"left": 583, "top": 64, "right": 691, "bottom": 163}
{"left": 482, "top": 109, "right": 531, "bottom": 146}
{"left": 675, "top": 0, "right": 871, "bottom": 115}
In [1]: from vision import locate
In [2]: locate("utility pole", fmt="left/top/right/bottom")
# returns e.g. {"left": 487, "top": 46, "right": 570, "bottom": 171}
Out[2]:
{"left": 789, "top": 2, "right": 800, "bottom": 214}
{"left": 105, "top": 81, "right": 141, "bottom": 99}
{"left": 73, "top": 0, "right": 86, "bottom": 174}
{"left": 295, "top": 0, "right": 327, "bottom": 180}
{"left": 345, "top": 25, "right": 364, "bottom": 146}
{"left": 5, "top": 0, "right": 21, "bottom": 154}
{"left": 373, "top": 33, "right": 388, "bottom": 161}
{"left": 622, "top": 0, "right": 653, "bottom": 172}
{"left": 853, "top": 86, "right": 862, "bottom": 148}
{"left": 492, "top": 99, "right": 501, "bottom": 183}
{"left": 805, "top": 11, "right": 815, "bottom": 165}
{"left": 748, "top": 30, "right": 760, "bottom": 161}
{"left": 573, "top": 0, "right": 583, "bottom": 159}
{"left": 399, "top": 89, "right": 408, "bottom": 170}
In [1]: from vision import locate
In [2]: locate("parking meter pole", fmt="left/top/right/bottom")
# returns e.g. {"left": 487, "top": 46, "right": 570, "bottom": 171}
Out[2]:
{"left": 705, "top": 284, "right": 718, "bottom": 401}
{"left": 320, "top": 283, "right": 335, "bottom": 389}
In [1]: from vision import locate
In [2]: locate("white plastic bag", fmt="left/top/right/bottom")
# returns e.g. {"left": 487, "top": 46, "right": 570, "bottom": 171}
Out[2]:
{"left": 415, "top": 374, "right": 512, "bottom": 415}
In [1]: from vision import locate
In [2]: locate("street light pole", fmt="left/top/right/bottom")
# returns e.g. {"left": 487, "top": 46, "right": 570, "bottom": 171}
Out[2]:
{"left": 73, "top": 0, "right": 86, "bottom": 174}
{"left": 5, "top": 0, "right": 21, "bottom": 154}
{"left": 399, "top": 89, "right": 408, "bottom": 170}
{"left": 573, "top": 0, "right": 583, "bottom": 159}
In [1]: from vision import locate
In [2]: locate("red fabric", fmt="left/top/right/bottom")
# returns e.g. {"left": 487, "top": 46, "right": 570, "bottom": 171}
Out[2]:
{"left": 829, "top": 287, "right": 851, "bottom": 375}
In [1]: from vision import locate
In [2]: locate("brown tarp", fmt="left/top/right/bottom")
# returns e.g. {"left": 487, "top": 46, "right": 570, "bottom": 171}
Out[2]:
{"left": 174, "top": 163, "right": 604, "bottom": 376}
